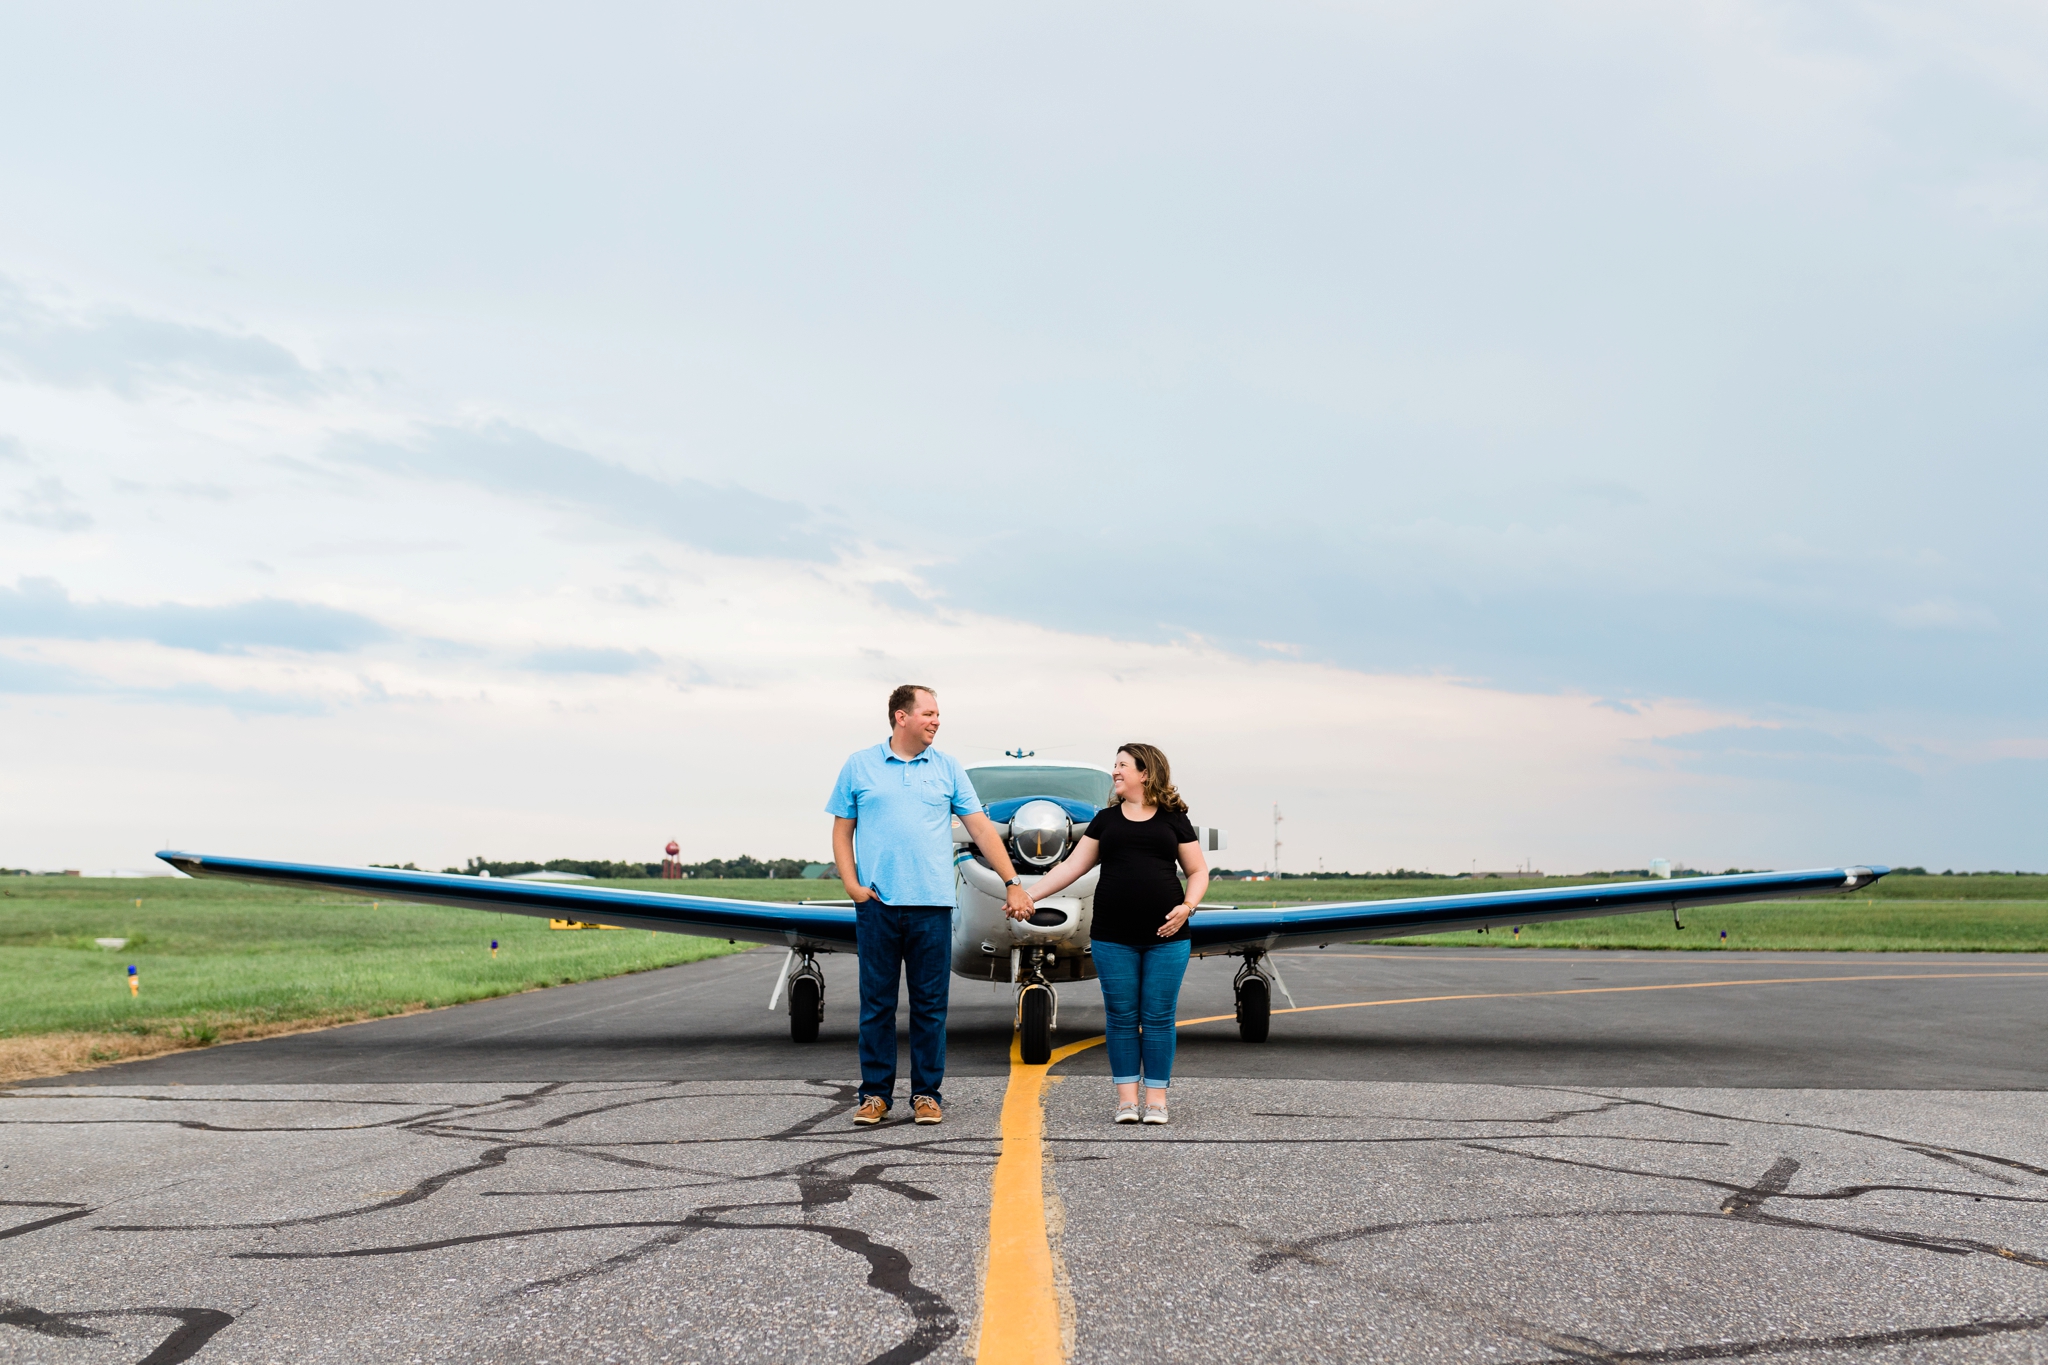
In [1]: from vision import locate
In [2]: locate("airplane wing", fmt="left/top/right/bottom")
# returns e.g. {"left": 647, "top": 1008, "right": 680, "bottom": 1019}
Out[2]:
{"left": 156, "top": 852, "right": 858, "bottom": 952}
{"left": 1188, "top": 865, "right": 1890, "bottom": 954}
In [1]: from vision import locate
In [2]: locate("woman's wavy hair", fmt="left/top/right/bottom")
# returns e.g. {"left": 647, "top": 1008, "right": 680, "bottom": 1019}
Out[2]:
{"left": 1116, "top": 742, "right": 1188, "bottom": 815}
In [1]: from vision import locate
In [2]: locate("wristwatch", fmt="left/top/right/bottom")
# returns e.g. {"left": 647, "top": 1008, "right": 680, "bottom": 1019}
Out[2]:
{"left": 1004, "top": 877, "right": 1024, "bottom": 889}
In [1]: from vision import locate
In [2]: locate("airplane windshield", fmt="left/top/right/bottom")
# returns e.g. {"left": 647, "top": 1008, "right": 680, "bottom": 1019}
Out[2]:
{"left": 967, "top": 766, "right": 1112, "bottom": 810}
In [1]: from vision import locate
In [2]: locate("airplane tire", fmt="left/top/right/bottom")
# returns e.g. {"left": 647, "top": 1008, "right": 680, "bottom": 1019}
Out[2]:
{"left": 788, "top": 975, "right": 821, "bottom": 1044}
{"left": 1236, "top": 975, "right": 1271, "bottom": 1043}
{"left": 1019, "top": 987, "right": 1052, "bottom": 1065}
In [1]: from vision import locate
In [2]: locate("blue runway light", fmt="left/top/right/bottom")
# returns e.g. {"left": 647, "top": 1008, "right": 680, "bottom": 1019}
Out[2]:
{"left": 127, "top": 964, "right": 136, "bottom": 975}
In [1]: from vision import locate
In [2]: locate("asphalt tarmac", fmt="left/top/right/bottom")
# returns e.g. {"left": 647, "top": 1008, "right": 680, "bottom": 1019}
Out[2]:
{"left": 5, "top": 947, "right": 2046, "bottom": 1363}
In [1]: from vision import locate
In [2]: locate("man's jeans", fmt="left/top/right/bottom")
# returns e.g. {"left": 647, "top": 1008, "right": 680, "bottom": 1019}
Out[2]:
{"left": 1091, "top": 938, "right": 1192, "bottom": 1088}
{"left": 855, "top": 900, "right": 953, "bottom": 1108}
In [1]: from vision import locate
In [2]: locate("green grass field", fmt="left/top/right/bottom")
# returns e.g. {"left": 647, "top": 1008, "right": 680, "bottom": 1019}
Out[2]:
{"left": 0, "top": 876, "right": 773, "bottom": 1073}
{"left": 3, "top": 872, "right": 2040, "bottom": 1079}
{"left": 1209, "top": 874, "right": 2048, "bottom": 953}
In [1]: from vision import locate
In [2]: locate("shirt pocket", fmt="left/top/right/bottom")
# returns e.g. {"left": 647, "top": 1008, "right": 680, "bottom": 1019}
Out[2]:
{"left": 918, "top": 776, "right": 953, "bottom": 807}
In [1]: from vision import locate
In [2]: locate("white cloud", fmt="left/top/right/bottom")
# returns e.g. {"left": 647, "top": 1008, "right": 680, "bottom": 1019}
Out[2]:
{"left": 0, "top": 276, "right": 321, "bottom": 399}
{"left": 1888, "top": 598, "right": 2001, "bottom": 631}
{"left": 3, "top": 477, "right": 92, "bottom": 532}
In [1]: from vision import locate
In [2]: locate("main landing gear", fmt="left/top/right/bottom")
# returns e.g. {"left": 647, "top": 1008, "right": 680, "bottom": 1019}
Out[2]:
{"left": 1233, "top": 953, "right": 1275, "bottom": 1043}
{"left": 780, "top": 951, "right": 824, "bottom": 1044}
{"left": 1014, "top": 947, "right": 1058, "bottom": 1065}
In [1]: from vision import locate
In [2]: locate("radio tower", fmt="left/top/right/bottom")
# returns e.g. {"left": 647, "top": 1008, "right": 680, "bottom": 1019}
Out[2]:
{"left": 1272, "top": 803, "right": 1283, "bottom": 876}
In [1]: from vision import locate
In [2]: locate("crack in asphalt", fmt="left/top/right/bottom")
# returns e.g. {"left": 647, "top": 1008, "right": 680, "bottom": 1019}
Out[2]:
{"left": 1460, "top": 1144, "right": 2048, "bottom": 1268}
{"left": 1098, "top": 1078, "right": 2048, "bottom": 1363}
{"left": 96, "top": 1146, "right": 515, "bottom": 1231}
{"left": 1045, "top": 1133, "right": 1731, "bottom": 1146}
{"left": 54, "top": 1081, "right": 970, "bottom": 1365}
{"left": 1534, "top": 1087, "right": 2048, "bottom": 1179}
{"left": 0, "top": 1300, "right": 235, "bottom": 1364}
{"left": 1497, "top": 1312, "right": 2048, "bottom": 1362}
{"left": 1252, "top": 1099, "right": 1634, "bottom": 1126}
{"left": 233, "top": 1208, "right": 960, "bottom": 1365}
{"left": 1227, "top": 1207, "right": 1701, "bottom": 1272}
{"left": 0, "top": 1207, "right": 98, "bottom": 1240}
{"left": 1454, "top": 1144, "right": 2048, "bottom": 1211}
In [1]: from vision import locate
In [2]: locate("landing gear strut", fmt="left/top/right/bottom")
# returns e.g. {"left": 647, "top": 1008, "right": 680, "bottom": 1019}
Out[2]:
{"left": 1233, "top": 954, "right": 1273, "bottom": 1043}
{"left": 1014, "top": 947, "right": 1058, "bottom": 1065}
{"left": 785, "top": 952, "right": 824, "bottom": 1044}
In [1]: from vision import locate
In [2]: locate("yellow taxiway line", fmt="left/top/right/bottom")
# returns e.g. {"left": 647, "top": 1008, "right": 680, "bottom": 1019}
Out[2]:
{"left": 973, "top": 1031, "right": 1105, "bottom": 1365}
{"left": 974, "top": 965, "right": 2048, "bottom": 1363}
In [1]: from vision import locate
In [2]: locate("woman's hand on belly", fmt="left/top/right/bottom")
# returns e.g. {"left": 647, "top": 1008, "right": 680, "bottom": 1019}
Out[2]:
{"left": 1158, "top": 902, "right": 1193, "bottom": 937}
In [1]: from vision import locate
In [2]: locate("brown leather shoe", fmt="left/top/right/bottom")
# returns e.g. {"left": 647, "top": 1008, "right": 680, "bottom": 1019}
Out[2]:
{"left": 852, "top": 1095, "right": 887, "bottom": 1126}
{"left": 912, "top": 1095, "right": 942, "bottom": 1125}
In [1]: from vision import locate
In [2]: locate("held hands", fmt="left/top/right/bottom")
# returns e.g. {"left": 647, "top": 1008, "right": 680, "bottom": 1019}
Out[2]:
{"left": 1004, "top": 885, "right": 1036, "bottom": 921}
{"left": 1158, "top": 902, "right": 1195, "bottom": 937}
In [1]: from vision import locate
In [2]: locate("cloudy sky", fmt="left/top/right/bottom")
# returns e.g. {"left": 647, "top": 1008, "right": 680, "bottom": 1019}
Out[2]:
{"left": 1, "top": 2, "right": 2042, "bottom": 875}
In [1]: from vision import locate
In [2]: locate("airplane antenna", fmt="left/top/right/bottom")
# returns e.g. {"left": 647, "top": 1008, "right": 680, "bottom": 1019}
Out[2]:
{"left": 1004, "top": 747, "right": 1036, "bottom": 759}
{"left": 1272, "top": 803, "right": 1283, "bottom": 876}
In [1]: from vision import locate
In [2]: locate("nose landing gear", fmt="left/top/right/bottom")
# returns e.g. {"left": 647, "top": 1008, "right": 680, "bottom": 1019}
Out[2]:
{"left": 1014, "top": 947, "right": 1058, "bottom": 1064}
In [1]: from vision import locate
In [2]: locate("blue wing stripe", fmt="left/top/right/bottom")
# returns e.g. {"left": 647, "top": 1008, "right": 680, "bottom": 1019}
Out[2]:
{"left": 156, "top": 852, "right": 858, "bottom": 951}
{"left": 1188, "top": 866, "right": 1889, "bottom": 952}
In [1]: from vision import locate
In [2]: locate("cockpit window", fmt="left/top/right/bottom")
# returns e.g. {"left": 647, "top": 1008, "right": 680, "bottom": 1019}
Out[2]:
{"left": 966, "top": 765, "right": 1113, "bottom": 810}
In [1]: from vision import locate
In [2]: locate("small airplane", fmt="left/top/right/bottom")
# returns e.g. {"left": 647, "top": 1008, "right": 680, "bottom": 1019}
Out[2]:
{"left": 157, "top": 757, "right": 1890, "bottom": 1064}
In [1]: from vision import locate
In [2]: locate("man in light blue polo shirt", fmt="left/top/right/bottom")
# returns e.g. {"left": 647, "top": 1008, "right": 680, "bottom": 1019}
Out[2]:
{"left": 828, "top": 684, "right": 1032, "bottom": 1127}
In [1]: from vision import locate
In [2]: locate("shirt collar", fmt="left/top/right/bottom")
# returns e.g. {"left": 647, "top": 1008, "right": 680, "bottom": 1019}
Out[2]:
{"left": 878, "top": 739, "right": 934, "bottom": 765}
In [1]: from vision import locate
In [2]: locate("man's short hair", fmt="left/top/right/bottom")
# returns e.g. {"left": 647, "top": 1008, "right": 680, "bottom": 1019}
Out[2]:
{"left": 888, "top": 684, "right": 936, "bottom": 726}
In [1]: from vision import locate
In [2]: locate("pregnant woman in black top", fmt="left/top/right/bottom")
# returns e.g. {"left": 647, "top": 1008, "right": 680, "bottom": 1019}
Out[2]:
{"left": 1022, "top": 743, "right": 1210, "bottom": 1124}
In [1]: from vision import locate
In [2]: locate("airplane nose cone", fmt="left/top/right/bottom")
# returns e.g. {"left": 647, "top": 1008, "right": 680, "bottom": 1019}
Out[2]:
{"left": 1010, "top": 800, "right": 1071, "bottom": 869}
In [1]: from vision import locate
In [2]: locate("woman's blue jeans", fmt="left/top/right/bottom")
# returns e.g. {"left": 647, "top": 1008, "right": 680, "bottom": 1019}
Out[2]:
{"left": 1091, "top": 938, "right": 1191, "bottom": 1088}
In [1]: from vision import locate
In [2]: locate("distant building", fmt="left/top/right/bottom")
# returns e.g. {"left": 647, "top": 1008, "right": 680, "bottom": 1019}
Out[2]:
{"left": 1649, "top": 859, "right": 1672, "bottom": 879}
{"left": 507, "top": 870, "right": 595, "bottom": 882}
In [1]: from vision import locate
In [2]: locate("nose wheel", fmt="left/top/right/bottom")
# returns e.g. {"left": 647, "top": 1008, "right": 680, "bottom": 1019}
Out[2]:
{"left": 1018, "top": 985, "right": 1053, "bottom": 1064}
{"left": 1014, "top": 948, "right": 1057, "bottom": 1065}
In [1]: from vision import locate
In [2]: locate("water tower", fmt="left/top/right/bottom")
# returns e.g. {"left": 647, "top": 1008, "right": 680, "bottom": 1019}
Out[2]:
{"left": 661, "top": 840, "right": 683, "bottom": 879}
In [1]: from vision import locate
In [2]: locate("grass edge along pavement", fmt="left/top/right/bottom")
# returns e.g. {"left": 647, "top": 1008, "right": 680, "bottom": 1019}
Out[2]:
{"left": 4, "top": 873, "right": 2042, "bottom": 1083}
{"left": 0, "top": 876, "right": 766, "bottom": 1083}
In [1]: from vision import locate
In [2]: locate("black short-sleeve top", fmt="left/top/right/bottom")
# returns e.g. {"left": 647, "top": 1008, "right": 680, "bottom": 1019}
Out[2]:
{"left": 1085, "top": 804, "right": 1199, "bottom": 946}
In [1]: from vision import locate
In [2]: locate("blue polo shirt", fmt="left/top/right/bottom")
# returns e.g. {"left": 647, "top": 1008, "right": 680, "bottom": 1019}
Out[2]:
{"left": 825, "top": 741, "right": 983, "bottom": 907}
